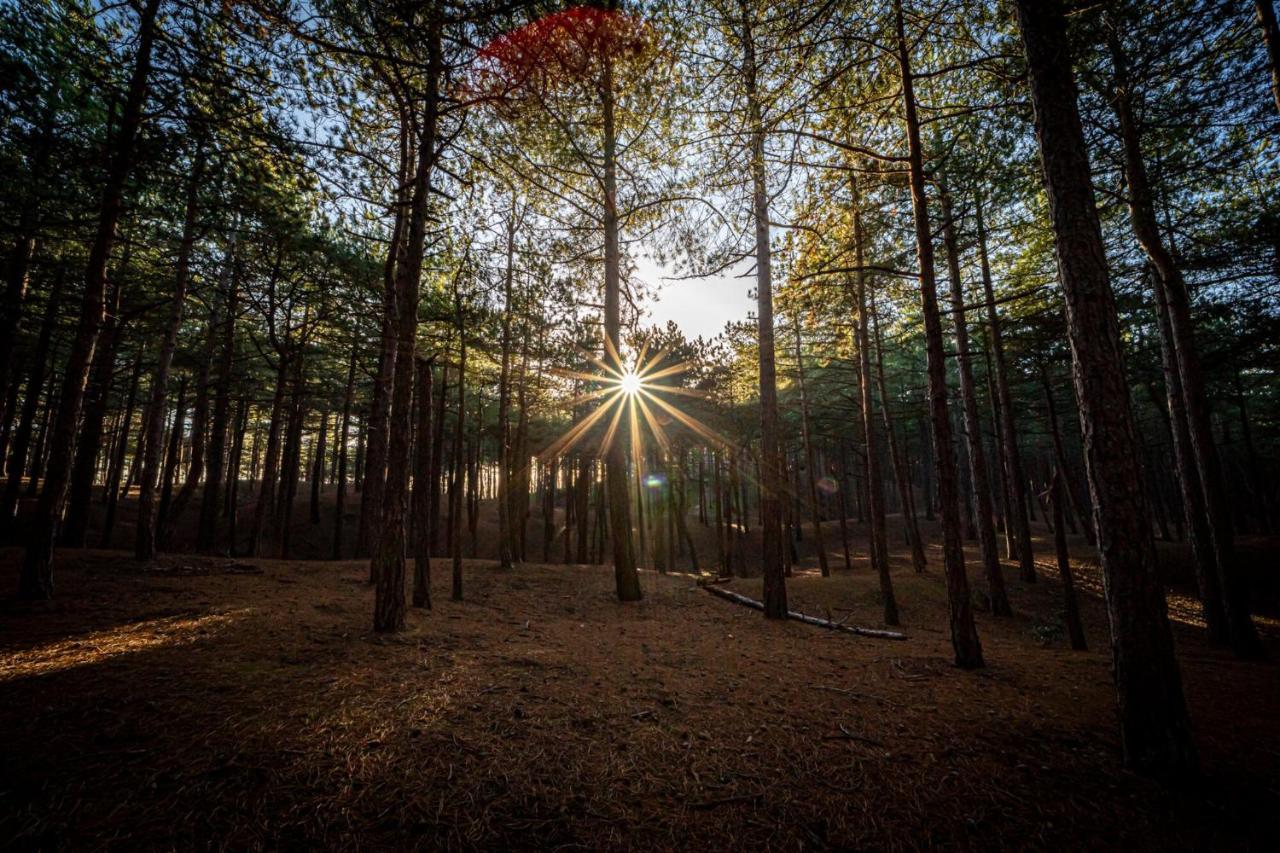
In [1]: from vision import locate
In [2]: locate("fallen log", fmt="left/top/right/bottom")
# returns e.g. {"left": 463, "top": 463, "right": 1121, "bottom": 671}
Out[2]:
{"left": 700, "top": 583, "right": 908, "bottom": 640}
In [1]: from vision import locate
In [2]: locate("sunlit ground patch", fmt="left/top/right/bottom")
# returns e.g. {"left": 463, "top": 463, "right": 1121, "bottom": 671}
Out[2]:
{"left": 0, "top": 609, "right": 248, "bottom": 681}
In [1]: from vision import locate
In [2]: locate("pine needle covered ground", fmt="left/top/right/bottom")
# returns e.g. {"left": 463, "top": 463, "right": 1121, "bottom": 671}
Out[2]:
{"left": 2, "top": 536, "right": 1277, "bottom": 850}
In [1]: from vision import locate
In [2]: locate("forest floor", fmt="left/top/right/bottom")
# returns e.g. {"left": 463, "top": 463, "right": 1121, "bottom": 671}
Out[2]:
{"left": 1, "top": 530, "right": 1279, "bottom": 850}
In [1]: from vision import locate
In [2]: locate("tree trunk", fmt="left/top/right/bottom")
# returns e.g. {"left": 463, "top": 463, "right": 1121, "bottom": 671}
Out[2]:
{"left": 62, "top": 277, "right": 124, "bottom": 547}
{"left": 1108, "top": 28, "right": 1260, "bottom": 657}
{"left": 872, "top": 307, "right": 927, "bottom": 572}
{"left": 742, "top": 11, "right": 786, "bottom": 616}
{"left": 975, "top": 190, "right": 1036, "bottom": 578}
{"left": 310, "top": 410, "right": 326, "bottom": 524}
{"left": 101, "top": 350, "right": 143, "bottom": 548}
{"left": 601, "top": 60, "right": 642, "bottom": 603}
{"left": 333, "top": 345, "right": 357, "bottom": 560}
{"left": 360, "top": 106, "right": 412, "bottom": 563}
{"left": 792, "top": 322, "right": 829, "bottom": 577}
{"left": 451, "top": 301, "right": 467, "bottom": 603}
{"left": 940, "top": 181, "right": 1012, "bottom": 616}
{"left": 412, "top": 356, "right": 433, "bottom": 608}
{"left": 2, "top": 270, "right": 64, "bottom": 531}
{"left": 1050, "top": 468, "right": 1087, "bottom": 651}
{"left": 896, "top": 1, "right": 982, "bottom": 667}
{"left": 136, "top": 142, "right": 205, "bottom": 561}
{"left": 249, "top": 355, "right": 289, "bottom": 557}
{"left": 1015, "top": 0, "right": 1196, "bottom": 775}
{"left": 496, "top": 201, "right": 517, "bottom": 569}
{"left": 851, "top": 183, "right": 899, "bottom": 622}
{"left": 198, "top": 263, "right": 238, "bottom": 552}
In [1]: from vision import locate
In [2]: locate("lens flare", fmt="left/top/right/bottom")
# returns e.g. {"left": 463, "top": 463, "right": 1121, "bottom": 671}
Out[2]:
{"left": 620, "top": 370, "right": 642, "bottom": 395}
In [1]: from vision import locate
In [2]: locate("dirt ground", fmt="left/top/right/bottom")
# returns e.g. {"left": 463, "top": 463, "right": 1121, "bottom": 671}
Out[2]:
{"left": 2, "top": 526, "right": 1279, "bottom": 850}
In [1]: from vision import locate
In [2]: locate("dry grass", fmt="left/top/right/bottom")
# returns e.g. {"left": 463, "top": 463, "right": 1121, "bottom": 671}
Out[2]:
{"left": 1, "top": 536, "right": 1277, "bottom": 851}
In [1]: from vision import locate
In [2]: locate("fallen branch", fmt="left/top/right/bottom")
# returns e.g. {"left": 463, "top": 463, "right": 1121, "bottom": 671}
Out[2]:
{"left": 700, "top": 583, "right": 908, "bottom": 640}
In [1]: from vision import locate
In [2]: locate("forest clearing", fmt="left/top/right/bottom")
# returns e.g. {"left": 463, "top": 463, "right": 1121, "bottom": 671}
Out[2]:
{"left": 4, "top": 0, "right": 1280, "bottom": 848}
{"left": 2, "top": 501, "right": 1277, "bottom": 849}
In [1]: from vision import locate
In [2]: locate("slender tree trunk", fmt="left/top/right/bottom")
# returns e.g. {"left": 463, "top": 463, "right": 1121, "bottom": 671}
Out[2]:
{"left": 276, "top": 355, "right": 306, "bottom": 559}
{"left": 156, "top": 377, "right": 186, "bottom": 538}
{"left": 101, "top": 350, "right": 143, "bottom": 548}
{"left": 360, "top": 108, "right": 412, "bottom": 562}
{"left": 63, "top": 278, "right": 124, "bottom": 547}
{"left": 451, "top": 301, "right": 467, "bottom": 603}
{"left": 601, "top": 60, "right": 641, "bottom": 603}
{"left": 1015, "top": 0, "right": 1196, "bottom": 775}
{"left": 136, "top": 143, "right": 205, "bottom": 561}
{"left": 896, "top": 2, "right": 982, "bottom": 666}
{"left": 1109, "top": 29, "right": 1260, "bottom": 657}
{"left": 1050, "top": 468, "right": 1087, "bottom": 650}
{"left": 496, "top": 201, "right": 517, "bottom": 569}
{"left": 940, "top": 182, "right": 1012, "bottom": 616}
{"left": 872, "top": 307, "right": 927, "bottom": 572}
{"left": 249, "top": 355, "right": 289, "bottom": 557}
{"left": 742, "top": 11, "right": 786, "bottom": 616}
{"left": 162, "top": 298, "right": 217, "bottom": 543}
{"left": 374, "top": 27, "right": 442, "bottom": 631}
{"left": 198, "top": 264, "right": 238, "bottom": 552}
{"left": 850, "top": 185, "right": 899, "bottom": 621}
{"left": 975, "top": 190, "right": 1036, "bottom": 578}
{"left": 792, "top": 322, "right": 830, "bottom": 577}
{"left": 3, "top": 270, "right": 64, "bottom": 530}
{"left": 413, "top": 356, "right": 433, "bottom": 608}
{"left": 310, "top": 410, "right": 326, "bottom": 524}
{"left": 225, "top": 400, "right": 247, "bottom": 551}
{"left": 333, "top": 345, "right": 356, "bottom": 560}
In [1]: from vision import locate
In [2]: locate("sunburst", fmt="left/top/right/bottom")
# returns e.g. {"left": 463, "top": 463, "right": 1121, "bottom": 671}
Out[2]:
{"left": 540, "top": 336, "right": 730, "bottom": 465}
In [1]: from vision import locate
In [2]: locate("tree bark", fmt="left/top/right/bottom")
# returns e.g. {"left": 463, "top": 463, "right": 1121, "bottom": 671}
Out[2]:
{"left": 2, "top": 270, "right": 64, "bottom": 531}
{"left": 136, "top": 142, "right": 205, "bottom": 561}
{"left": 1108, "top": 28, "right": 1260, "bottom": 657}
{"left": 1014, "top": 0, "right": 1196, "bottom": 775}
{"left": 198, "top": 262, "right": 239, "bottom": 552}
{"left": 850, "top": 183, "right": 899, "bottom": 622}
{"left": 975, "top": 190, "right": 1036, "bottom": 579}
{"left": 742, "top": 9, "right": 786, "bottom": 616}
{"left": 601, "top": 58, "right": 642, "bottom": 603}
{"left": 896, "top": 1, "right": 983, "bottom": 667}
{"left": 1256, "top": 0, "right": 1280, "bottom": 117}
{"left": 940, "top": 182, "right": 1013, "bottom": 616}
{"left": 333, "top": 345, "right": 357, "bottom": 560}
{"left": 413, "top": 356, "right": 433, "bottom": 608}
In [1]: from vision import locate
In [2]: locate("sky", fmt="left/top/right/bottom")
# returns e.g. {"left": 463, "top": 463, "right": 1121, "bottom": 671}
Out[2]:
{"left": 633, "top": 255, "right": 754, "bottom": 342}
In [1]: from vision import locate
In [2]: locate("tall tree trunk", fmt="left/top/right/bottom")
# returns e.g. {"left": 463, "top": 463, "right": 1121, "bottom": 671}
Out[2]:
{"left": 249, "top": 355, "right": 289, "bottom": 557}
{"left": 975, "top": 190, "right": 1036, "bottom": 579}
{"left": 136, "top": 142, "right": 205, "bottom": 561}
{"left": 156, "top": 376, "right": 187, "bottom": 538}
{"left": 276, "top": 355, "right": 306, "bottom": 559}
{"left": 360, "top": 106, "right": 412, "bottom": 562}
{"left": 742, "top": 10, "right": 786, "bottom": 616}
{"left": 0, "top": 101, "right": 56, "bottom": 419}
{"left": 872, "top": 306, "right": 927, "bottom": 572}
{"left": 940, "top": 182, "right": 1013, "bottom": 616}
{"left": 895, "top": 1, "right": 982, "bottom": 667}
{"left": 198, "top": 264, "right": 238, "bottom": 552}
{"left": 2, "top": 270, "right": 65, "bottom": 531}
{"left": 1014, "top": 0, "right": 1196, "bottom": 775}
{"left": 451, "top": 300, "right": 467, "bottom": 603}
{"left": 161, "top": 299, "right": 217, "bottom": 544}
{"left": 333, "top": 345, "right": 357, "bottom": 560}
{"left": 792, "top": 321, "right": 830, "bottom": 577}
{"left": 601, "top": 60, "right": 642, "bottom": 603}
{"left": 412, "top": 356, "right": 433, "bottom": 608}
{"left": 225, "top": 400, "right": 247, "bottom": 551}
{"left": 1049, "top": 468, "right": 1087, "bottom": 651}
{"left": 496, "top": 201, "right": 517, "bottom": 569}
{"left": 101, "top": 350, "right": 143, "bottom": 548}
{"left": 1108, "top": 28, "right": 1260, "bottom": 658}
{"left": 310, "top": 410, "right": 326, "bottom": 524}
{"left": 62, "top": 277, "right": 124, "bottom": 547}
{"left": 850, "top": 185, "right": 899, "bottom": 621}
